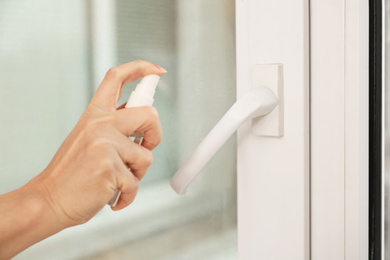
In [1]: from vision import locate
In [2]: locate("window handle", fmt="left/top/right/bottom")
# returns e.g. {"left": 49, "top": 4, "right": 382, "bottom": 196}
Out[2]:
{"left": 170, "top": 87, "right": 279, "bottom": 195}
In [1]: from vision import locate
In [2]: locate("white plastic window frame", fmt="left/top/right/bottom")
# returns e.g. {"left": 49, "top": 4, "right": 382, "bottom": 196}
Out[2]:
{"left": 310, "top": 0, "right": 369, "bottom": 259}
{"left": 236, "top": 0, "right": 310, "bottom": 259}
{"left": 236, "top": 0, "right": 369, "bottom": 259}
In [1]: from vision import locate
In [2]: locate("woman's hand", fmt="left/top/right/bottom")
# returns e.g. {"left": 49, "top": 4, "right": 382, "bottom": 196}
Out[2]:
{"left": 0, "top": 60, "right": 166, "bottom": 259}
{"left": 36, "top": 60, "right": 166, "bottom": 225}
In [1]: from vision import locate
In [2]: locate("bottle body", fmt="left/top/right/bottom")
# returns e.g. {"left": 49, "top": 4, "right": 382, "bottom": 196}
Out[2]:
{"left": 130, "top": 132, "right": 144, "bottom": 145}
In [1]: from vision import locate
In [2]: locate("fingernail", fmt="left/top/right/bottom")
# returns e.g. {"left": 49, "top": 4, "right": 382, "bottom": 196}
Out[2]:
{"left": 154, "top": 64, "right": 167, "bottom": 73}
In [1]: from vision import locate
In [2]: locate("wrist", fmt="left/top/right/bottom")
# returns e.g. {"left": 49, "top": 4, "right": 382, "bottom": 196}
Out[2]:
{"left": 0, "top": 181, "right": 66, "bottom": 259}
{"left": 24, "top": 175, "right": 72, "bottom": 230}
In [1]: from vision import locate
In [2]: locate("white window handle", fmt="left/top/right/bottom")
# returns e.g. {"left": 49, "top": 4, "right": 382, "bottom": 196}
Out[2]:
{"left": 170, "top": 86, "right": 279, "bottom": 195}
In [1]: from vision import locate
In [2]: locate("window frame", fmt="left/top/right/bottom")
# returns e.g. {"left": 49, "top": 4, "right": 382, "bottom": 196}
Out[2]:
{"left": 236, "top": 0, "right": 310, "bottom": 259}
{"left": 310, "top": 0, "right": 369, "bottom": 259}
{"left": 236, "top": 0, "right": 370, "bottom": 259}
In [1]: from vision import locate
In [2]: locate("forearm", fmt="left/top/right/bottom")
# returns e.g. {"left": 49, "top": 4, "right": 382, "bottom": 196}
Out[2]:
{"left": 0, "top": 180, "right": 65, "bottom": 259}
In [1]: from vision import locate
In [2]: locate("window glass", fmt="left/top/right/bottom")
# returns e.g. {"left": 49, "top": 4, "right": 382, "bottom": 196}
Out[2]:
{"left": 0, "top": 1, "right": 237, "bottom": 259}
{"left": 0, "top": 0, "right": 91, "bottom": 194}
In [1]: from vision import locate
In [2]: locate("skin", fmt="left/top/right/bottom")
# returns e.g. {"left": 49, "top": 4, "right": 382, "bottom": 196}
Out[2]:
{"left": 0, "top": 60, "right": 167, "bottom": 259}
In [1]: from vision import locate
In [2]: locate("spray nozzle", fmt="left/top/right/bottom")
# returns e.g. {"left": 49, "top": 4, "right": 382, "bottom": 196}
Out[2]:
{"left": 126, "top": 74, "right": 160, "bottom": 108}
{"left": 139, "top": 74, "right": 160, "bottom": 91}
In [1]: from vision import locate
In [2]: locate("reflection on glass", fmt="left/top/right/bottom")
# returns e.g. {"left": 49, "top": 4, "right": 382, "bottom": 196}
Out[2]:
{"left": 0, "top": 0, "right": 237, "bottom": 259}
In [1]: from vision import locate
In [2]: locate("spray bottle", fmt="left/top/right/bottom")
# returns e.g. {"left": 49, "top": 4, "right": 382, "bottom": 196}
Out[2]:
{"left": 108, "top": 74, "right": 160, "bottom": 207}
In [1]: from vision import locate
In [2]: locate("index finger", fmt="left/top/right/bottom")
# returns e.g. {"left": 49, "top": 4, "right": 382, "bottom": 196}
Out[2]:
{"left": 91, "top": 60, "right": 167, "bottom": 111}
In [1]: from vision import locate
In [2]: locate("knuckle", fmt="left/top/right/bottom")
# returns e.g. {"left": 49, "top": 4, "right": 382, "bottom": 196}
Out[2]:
{"left": 133, "top": 60, "right": 153, "bottom": 74}
{"left": 144, "top": 150, "right": 154, "bottom": 166}
{"left": 145, "top": 106, "right": 159, "bottom": 121}
{"left": 90, "top": 135, "right": 115, "bottom": 154}
{"left": 156, "top": 136, "right": 162, "bottom": 146}
{"left": 85, "top": 131, "right": 113, "bottom": 155}
{"left": 91, "top": 136, "right": 108, "bottom": 148}
{"left": 105, "top": 67, "right": 120, "bottom": 80}
{"left": 100, "top": 157, "right": 116, "bottom": 173}
{"left": 132, "top": 178, "right": 140, "bottom": 190}
{"left": 124, "top": 176, "right": 139, "bottom": 205}
{"left": 133, "top": 59, "right": 147, "bottom": 66}
{"left": 84, "top": 119, "right": 100, "bottom": 134}
{"left": 82, "top": 115, "right": 112, "bottom": 137}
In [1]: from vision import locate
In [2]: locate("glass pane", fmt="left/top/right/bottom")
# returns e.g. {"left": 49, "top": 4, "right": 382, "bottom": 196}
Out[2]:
{"left": 0, "top": 0, "right": 91, "bottom": 194}
{"left": 0, "top": 0, "right": 237, "bottom": 259}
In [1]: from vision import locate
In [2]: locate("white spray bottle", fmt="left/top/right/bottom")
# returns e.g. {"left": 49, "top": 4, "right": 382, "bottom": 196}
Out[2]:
{"left": 108, "top": 74, "right": 160, "bottom": 207}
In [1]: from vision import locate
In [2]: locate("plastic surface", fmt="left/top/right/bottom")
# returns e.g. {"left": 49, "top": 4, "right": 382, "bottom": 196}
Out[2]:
{"left": 170, "top": 87, "right": 278, "bottom": 195}
{"left": 126, "top": 74, "right": 160, "bottom": 108}
{"left": 251, "top": 64, "right": 284, "bottom": 136}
